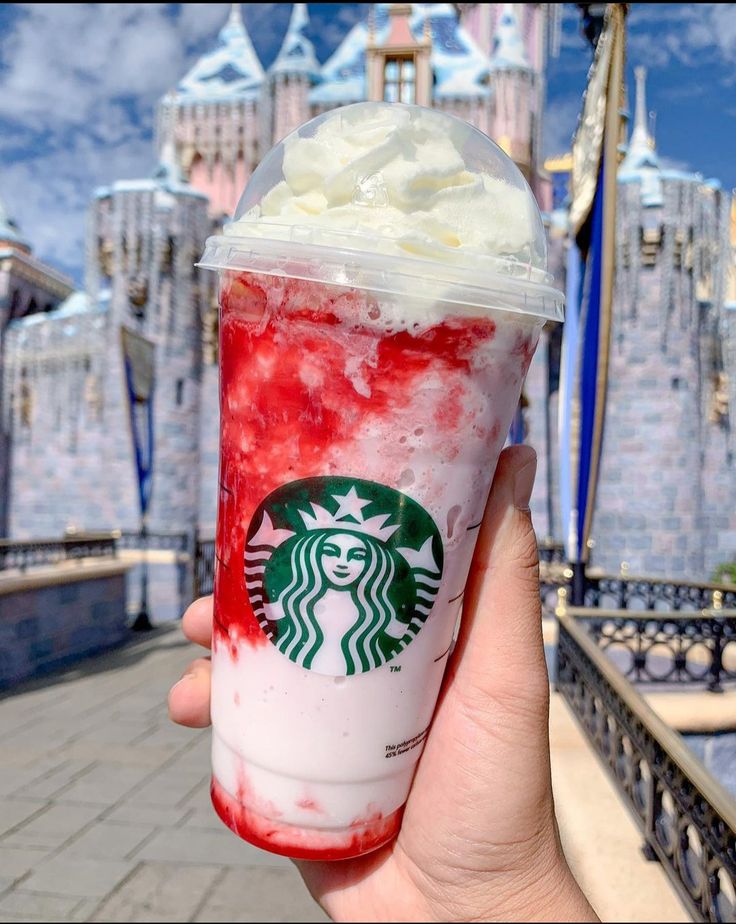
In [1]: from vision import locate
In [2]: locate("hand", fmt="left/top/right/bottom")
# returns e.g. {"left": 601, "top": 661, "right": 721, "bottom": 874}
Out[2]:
{"left": 169, "top": 446, "right": 598, "bottom": 922}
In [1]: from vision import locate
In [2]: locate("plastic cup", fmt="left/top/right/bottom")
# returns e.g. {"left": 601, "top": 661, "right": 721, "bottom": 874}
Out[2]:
{"left": 198, "top": 102, "right": 563, "bottom": 860}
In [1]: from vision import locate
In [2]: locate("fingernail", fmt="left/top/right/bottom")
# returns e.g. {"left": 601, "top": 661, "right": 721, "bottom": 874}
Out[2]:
{"left": 513, "top": 456, "right": 537, "bottom": 512}
{"left": 172, "top": 667, "right": 197, "bottom": 691}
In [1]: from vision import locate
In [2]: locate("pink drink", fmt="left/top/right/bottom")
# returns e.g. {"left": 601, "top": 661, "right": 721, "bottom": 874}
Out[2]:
{"left": 199, "top": 103, "right": 563, "bottom": 860}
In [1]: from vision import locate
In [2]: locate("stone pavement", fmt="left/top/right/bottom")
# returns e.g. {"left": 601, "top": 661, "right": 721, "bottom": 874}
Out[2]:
{"left": 0, "top": 623, "right": 689, "bottom": 923}
{"left": 0, "top": 625, "right": 328, "bottom": 923}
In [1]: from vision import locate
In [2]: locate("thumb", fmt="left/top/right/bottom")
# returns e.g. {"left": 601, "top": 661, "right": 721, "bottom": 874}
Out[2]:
{"left": 447, "top": 444, "right": 548, "bottom": 711}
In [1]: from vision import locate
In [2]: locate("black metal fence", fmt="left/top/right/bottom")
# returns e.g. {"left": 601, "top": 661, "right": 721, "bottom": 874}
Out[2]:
{"left": 0, "top": 534, "right": 117, "bottom": 571}
{"left": 194, "top": 538, "right": 215, "bottom": 597}
{"left": 557, "top": 611, "right": 736, "bottom": 923}
{"left": 540, "top": 562, "right": 736, "bottom": 621}
{"left": 572, "top": 607, "right": 736, "bottom": 692}
{"left": 581, "top": 572, "right": 736, "bottom": 612}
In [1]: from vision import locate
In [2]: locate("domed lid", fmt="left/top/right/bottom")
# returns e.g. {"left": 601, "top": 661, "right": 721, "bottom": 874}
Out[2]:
{"left": 199, "top": 102, "right": 563, "bottom": 322}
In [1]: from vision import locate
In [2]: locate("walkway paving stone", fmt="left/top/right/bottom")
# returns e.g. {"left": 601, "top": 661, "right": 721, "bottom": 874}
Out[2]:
{"left": 0, "top": 626, "right": 325, "bottom": 921}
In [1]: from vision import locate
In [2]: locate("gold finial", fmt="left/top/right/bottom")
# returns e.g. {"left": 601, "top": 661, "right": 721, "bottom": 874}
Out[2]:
{"left": 556, "top": 586, "right": 568, "bottom": 617}
{"left": 620, "top": 561, "right": 629, "bottom": 576}
{"left": 712, "top": 589, "right": 723, "bottom": 611}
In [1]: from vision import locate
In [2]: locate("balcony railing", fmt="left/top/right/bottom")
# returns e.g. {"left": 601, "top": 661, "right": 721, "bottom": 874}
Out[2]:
{"left": 0, "top": 533, "right": 117, "bottom": 571}
{"left": 564, "top": 603, "right": 736, "bottom": 693}
{"left": 557, "top": 604, "right": 736, "bottom": 923}
{"left": 539, "top": 562, "right": 736, "bottom": 620}
{"left": 580, "top": 572, "right": 736, "bottom": 612}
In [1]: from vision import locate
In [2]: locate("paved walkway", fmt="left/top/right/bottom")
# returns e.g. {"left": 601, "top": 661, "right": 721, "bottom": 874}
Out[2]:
{"left": 0, "top": 626, "right": 327, "bottom": 923}
{"left": 0, "top": 625, "right": 687, "bottom": 922}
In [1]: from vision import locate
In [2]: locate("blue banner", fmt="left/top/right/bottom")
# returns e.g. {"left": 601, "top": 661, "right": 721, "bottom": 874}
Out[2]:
{"left": 575, "top": 166, "right": 606, "bottom": 561}
{"left": 121, "top": 328, "right": 155, "bottom": 519}
{"left": 558, "top": 241, "right": 583, "bottom": 561}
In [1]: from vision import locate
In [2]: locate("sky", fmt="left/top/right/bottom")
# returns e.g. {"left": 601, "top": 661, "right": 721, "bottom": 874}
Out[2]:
{"left": 0, "top": 3, "right": 735, "bottom": 287}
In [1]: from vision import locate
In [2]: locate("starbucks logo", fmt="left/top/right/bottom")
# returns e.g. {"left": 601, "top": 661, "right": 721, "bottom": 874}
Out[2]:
{"left": 244, "top": 477, "right": 444, "bottom": 676}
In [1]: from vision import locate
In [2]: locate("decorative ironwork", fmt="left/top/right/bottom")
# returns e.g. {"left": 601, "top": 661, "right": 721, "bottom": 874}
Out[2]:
{"left": 574, "top": 609, "right": 736, "bottom": 692}
{"left": 0, "top": 534, "right": 117, "bottom": 571}
{"left": 557, "top": 612, "right": 736, "bottom": 923}
{"left": 582, "top": 573, "right": 736, "bottom": 612}
{"left": 194, "top": 537, "right": 215, "bottom": 597}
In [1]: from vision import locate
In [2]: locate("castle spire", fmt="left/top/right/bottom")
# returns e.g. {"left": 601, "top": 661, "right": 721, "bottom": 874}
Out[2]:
{"left": 620, "top": 66, "right": 658, "bottom": 174}
{"left": 631, "top": 66, "right": 652, "bottom": 153}
{"left": 217, "top": 0, "right": 262, "bottom": 80}
{"left": 227, "top": 3, "right": 243, "bottom": 32}
{"left": 489, "top": 3, "right": 531, "bottom": 71}
{"left": 270, "top": 3, "right": 319, "bottom": 78}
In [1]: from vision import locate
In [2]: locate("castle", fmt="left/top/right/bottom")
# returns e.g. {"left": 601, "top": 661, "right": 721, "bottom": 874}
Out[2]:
{"left": 1, "top": 3, "right": 734, "bottom": 581}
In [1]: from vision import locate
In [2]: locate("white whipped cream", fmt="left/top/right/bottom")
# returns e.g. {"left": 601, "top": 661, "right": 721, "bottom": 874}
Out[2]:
{"left": 228, "top": 104, "right": 545, "bottom": 272}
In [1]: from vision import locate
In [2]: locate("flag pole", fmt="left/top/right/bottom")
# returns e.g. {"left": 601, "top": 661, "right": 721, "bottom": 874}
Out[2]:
{"left": 566, "top": 3, "right": 627, "bottom": 604}
{"left": 579, "top": 3, "right": 626, "bottom": 565}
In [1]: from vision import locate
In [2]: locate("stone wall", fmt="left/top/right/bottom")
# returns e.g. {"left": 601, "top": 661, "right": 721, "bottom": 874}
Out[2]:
{"left": 0, "top": 560, "right": 130, "bottom": 687}
{"left": 592, "top": 178, "right": 732, "bottom": 578}
{"left": 5, "top": 307, "right": 121, "bottom": 537}
{"left": 198, "top": 363, "right": 220, "bottom": 535}
{"left": 6, "top": 179, "right": 210, "bottom": 540}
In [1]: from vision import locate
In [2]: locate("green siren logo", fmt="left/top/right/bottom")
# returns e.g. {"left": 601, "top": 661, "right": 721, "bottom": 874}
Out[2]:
{"left": 244, "top": 477, "right": 444, "bottom": 676}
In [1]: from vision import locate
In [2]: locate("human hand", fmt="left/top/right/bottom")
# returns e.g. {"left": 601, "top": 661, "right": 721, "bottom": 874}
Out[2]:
{"left": 169, "top": 445, "right": 598, "bottom": 922}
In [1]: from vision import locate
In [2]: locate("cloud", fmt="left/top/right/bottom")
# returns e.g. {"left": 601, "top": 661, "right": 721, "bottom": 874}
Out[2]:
{"left": 628, "top": 3, "right": 736, "bottom": 69}
{"left": 0, "top": 4, "right": 272, "bottom": 283}
{"left": 0, "top": 3, "right": 368, "bottom": 283}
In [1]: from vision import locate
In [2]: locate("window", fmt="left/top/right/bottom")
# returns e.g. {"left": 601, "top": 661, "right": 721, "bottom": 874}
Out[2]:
{"left": 176, "top": 379, "right": 185, "bottom": 407}
{"left": 383, "top": 56, "right": 415, "bottom": 104}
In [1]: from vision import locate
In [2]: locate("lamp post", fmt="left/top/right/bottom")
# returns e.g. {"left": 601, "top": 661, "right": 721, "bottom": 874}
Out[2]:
{"left": 131, "top": 514, "right": 153, "bottom": 631}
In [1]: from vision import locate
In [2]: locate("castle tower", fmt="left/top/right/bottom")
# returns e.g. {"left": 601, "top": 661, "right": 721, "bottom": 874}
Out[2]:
{"left": 157, "top": 4, "right": 264, "bottom": 218}
{"left": 268, "top": 3, "right": 320, "bottom": 145}
{"left": 5, "top": 153, "right": 210, "bottom": 538}
{"left": 590, "top": 68, "right": 733, "bottom": 577}
{"left": 0, "top": 196, "right": 73, "bottom": 535}
{"left": 488, "top": 4, "right": 535, "bottom": 180}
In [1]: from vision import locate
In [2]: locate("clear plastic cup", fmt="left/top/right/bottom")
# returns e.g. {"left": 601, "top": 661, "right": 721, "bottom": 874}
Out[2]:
{"left": 198, "top": 102, "right": 563, "bottom": 860}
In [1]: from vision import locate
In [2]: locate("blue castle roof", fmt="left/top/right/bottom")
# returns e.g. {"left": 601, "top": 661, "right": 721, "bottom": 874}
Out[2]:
{"left": 174, "top": 4, "right": 264, "bottom": 103}
{"left": 270, "top": 3, "right": 320, "bottom": 79}
{"left": 489, "top": 3, "right": 532, "bottom": 72}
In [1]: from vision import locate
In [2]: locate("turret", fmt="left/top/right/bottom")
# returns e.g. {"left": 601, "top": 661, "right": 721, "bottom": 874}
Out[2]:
{"left": 156, "top": 3, "right": 265, "bottom": 218}
{"left": 489, "top": 4, "right": 535, "bottom": 178}
{"left": 268, "top": 3, "right": 320, "bottom": 144}
{"left": 591, "top": 68, "right": 733, "bottom": 578}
